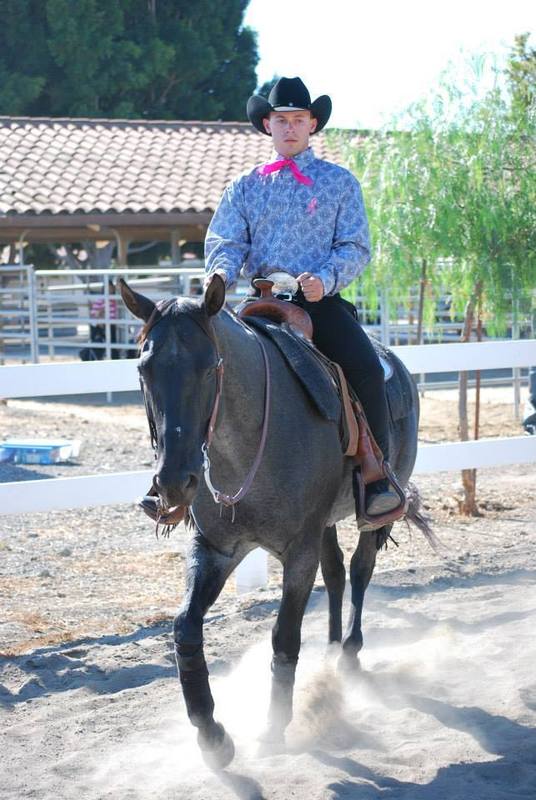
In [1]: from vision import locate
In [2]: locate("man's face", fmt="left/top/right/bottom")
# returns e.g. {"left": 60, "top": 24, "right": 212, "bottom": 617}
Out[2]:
{"left": 263, "top": 110, "right": 318, "bottom": 157}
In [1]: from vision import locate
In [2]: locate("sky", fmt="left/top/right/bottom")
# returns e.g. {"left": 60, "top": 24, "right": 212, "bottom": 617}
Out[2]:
{"left": 243, "top": 0, "right": 535, "bottom": 129}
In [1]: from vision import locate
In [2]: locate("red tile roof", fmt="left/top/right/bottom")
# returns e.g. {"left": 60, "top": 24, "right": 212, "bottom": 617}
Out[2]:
{"left": 0, "top": 117, "right": 350, "bottom": 218}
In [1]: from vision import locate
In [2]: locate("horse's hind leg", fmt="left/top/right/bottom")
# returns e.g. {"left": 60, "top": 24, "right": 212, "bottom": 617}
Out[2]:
{"left": 342, "top": 525, "right": 390, "bottom": 664}
{"left": 320, "top": 524, "right": 345, "bottom": 644}
{"left": 265, "top": 534, "right": 321, "bottom": 743}
{"left": 174, "top": 530, "right": 246, "bottom": 769}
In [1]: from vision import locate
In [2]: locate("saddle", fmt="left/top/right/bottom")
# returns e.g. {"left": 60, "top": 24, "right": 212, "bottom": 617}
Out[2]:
{"left": 237, "top": 283, "right": 408, "bottom": 529}
{"left": 237, "top": 280, "right": 383, "bottom": 483}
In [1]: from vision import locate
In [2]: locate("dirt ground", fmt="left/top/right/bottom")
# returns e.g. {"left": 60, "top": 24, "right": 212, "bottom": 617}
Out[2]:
{"left": 1, "top": 386, "right": 535, "bottom": 799}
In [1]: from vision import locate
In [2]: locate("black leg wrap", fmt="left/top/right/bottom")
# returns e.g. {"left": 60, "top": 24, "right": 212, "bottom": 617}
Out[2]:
{"left": 179, "top": 665, "right": 215, "bottom": 728}
{"left": 271, "top": 654, "right": 298, "bottom": 685}
{"left": 269, "top": 654, "right": 298, "bottom": 731}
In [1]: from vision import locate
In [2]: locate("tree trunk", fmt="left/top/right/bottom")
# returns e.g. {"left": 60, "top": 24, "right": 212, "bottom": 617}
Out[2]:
{"left": 416, "top": 258, "right": 427, "bottom": 345}
{"left": 416, "top": 258, "right": 428, "bottom": 397}
{"left": 468, "top": 293, "right": 484, "bottom": 508}
{"left": 474, "top": 297, "right": 483, "bottom": 440}
{"left": 458, "top": 281, "right": 482, "bottom": 515}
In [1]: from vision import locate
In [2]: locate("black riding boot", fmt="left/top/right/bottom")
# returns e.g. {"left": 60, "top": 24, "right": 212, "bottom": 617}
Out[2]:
{"left": 358, "top": 472, "right": 401, "bottom": 517}
{"left": 523, "top": 367, "right": 536, "bottom": 434}
{"left": 345, "top": 352, "right": 401, "bottom": 519}
{"left": 297, "top": 293, "right": 401, "bottom": 522}
{"left": 350, "top": 387, "right": 400, "bottom": 520}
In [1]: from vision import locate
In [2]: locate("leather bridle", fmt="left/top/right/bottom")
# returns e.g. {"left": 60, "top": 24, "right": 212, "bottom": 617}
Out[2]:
{"left": 140, "top": 300, "right": 271, "bottom": 522}
{"left": 202, "top": 314, "right": 271, "bottom": 521}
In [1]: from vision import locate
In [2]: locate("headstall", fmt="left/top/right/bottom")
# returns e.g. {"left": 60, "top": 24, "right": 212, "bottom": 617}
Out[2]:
{"left": 140, "top": 301, "right": 271, "bottom": 523}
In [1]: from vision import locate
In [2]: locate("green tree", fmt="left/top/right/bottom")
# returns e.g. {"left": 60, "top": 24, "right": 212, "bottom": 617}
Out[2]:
{"left": 344, "top": 128, "right": 445, "bottom": 336}
{"left": 343, "top": 50, "right": 536, "bottom": 514}
{"left": 0, "top": 0, "right": 258, "bottom": 120}
{"left": 0, "top": 1, "right": 49, "bottom": 114}
{"left": 506, "top": 32, "right": 536, "bottom": 117}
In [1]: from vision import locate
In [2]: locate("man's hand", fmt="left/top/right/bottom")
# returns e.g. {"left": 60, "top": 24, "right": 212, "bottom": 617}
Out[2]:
{"left": 297, "top": 272, "right": 324, "bottom": 302}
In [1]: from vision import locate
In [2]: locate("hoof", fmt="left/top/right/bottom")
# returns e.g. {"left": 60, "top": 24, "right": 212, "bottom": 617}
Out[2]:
{"left": 338, "top": 651, "right": 362, "bottom": 675}
{"left": 198, "top": 722, "right": 235, "bottom": 771}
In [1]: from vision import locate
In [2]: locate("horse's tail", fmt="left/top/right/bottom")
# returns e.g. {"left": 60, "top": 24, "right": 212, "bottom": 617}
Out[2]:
{"left": 404, "top": 482, "right": 443, "bottom": 553}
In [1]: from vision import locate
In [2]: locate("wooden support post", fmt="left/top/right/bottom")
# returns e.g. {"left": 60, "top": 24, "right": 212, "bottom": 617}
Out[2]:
{"left": 170, "top": 229, "right": 182, "bottom": 266}
{"left": 116, "top": 234, "right": 130, "bottom": 266}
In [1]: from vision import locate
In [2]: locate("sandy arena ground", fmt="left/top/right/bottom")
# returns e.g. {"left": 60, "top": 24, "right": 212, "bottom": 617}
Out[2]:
{"left": 1, "top": 386, "right": 535, "bottom": 799}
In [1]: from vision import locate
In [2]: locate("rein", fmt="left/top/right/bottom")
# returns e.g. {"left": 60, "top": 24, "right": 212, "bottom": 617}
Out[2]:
{"left": 202, "top": 315, "right": 271, "bottom": 520}
{"left": 141, "top": 300, "right": 271, "bottom": 523}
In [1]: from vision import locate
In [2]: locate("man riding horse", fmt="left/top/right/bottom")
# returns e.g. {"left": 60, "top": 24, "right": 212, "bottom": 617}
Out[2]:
{"left": 121, "top": 78, "right": 430, "bottom": 765}
{"left": 204, "top": 76, "right": 401, "bottom": 520}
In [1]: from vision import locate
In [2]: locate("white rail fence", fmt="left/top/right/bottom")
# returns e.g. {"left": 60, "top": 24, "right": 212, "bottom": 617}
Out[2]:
{"left": 2, "top": 339, "right": 535, "bottom": 591}
{"left": 3, "top": 338, "right": 535, "bottom": 399}
{"left": 1, "top": 338, "right": 535, "bottom": 516}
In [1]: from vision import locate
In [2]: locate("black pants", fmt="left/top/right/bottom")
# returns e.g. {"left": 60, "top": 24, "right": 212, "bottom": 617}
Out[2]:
{"left": 297, "top": 293, "right": 390, "bottom": 461}
{"left": 530, "top": 367, "right": 536, "bottom": 407}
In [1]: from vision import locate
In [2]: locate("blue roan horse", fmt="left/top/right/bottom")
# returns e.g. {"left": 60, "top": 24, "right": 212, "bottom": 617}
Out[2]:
{"left": 120, "top": 274, "right": 431, "bottom": 769}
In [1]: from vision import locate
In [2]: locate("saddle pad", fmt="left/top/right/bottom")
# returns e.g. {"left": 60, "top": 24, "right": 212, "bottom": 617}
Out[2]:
{"left": 244, "top": 317, "right": 341, "bottom": 424}
{"left": 372, "top": 339, "right": 414, "bottom": 422}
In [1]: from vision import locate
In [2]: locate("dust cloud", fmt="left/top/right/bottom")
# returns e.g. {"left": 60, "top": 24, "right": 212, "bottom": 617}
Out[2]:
{"left": 87, "top": 574, "right": 536, "bottom": 799}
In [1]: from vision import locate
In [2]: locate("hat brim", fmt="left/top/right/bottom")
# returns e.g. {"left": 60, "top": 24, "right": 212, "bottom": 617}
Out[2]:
{"left": 247, "top": 94, "right": 332, "bottom": 135}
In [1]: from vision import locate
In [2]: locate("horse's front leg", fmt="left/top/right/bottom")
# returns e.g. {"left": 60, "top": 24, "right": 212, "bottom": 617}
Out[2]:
{"left": 264, "top": 534, "right": 321, "bottom": 744}
{"left": 174, "top": 530, "right": 245, "bottom": 769}
{"left": 341, "top": 525, "right": 389, "bottom": 664}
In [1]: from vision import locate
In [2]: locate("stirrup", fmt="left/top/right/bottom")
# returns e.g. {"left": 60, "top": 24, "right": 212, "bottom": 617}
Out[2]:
{"left": 365, "top": 480, "right": 401, "bottom": 516}
{"left": 353, "top": 463, "right": 407, "bottom": 531}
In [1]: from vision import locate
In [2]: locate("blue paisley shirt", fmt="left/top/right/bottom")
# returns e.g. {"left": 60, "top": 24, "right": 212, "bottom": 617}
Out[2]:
{"left": 204, "top": 146, "right": 371, "bottom": 295}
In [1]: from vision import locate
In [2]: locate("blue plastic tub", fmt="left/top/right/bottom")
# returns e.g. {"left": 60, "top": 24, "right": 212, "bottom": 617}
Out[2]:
{"left": 0, "top": 439, "right": 81, "bottom": 465}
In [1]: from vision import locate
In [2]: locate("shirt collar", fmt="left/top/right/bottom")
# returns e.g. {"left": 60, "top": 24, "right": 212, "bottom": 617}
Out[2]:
{"left": 273, "top": 146, "right": 315, "bottom": 167}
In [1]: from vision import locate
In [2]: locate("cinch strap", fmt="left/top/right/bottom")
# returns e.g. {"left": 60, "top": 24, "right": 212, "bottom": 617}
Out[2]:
{"left": 257, "top": 158, "right": 313, "bottom": 186}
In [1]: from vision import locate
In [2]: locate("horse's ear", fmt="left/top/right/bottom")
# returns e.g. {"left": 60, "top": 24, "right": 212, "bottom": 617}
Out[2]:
{"left": 119, "top": 278, "right": 156, "bottom": 322}
{"left": 203, "top": 272, "right": 226, "bottom": 317}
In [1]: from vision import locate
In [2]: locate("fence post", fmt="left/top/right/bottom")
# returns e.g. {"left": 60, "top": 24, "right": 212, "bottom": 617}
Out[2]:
{"left": 27, "top": 265, "right": 39, "bottom": 364}
{"left": 512, "top": 295, "right": 521, "bottom": 420}
{"left": 104, "top": 276, "right": 113, "bottom": 403}
{"left": 379, "top": 288, "right": 390, "bottom": 345}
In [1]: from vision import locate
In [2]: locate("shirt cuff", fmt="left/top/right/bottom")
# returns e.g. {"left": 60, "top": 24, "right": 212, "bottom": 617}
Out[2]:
{"left": 317, "top": 267, "right": 337, "bottom": 296}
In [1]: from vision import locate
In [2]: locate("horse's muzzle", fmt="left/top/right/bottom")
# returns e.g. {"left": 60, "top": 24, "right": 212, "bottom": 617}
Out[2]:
{"left": 153, "top": 469, "right": 200, "bottom": 508}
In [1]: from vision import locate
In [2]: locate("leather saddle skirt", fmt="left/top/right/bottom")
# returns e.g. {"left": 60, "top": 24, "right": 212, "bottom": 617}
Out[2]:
{"left": 238, "top": 310, "right": 385, "bottom": 484}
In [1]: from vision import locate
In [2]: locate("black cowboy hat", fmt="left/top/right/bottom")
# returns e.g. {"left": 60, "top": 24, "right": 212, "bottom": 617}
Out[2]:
{"left": 247, "top": 76, "right": 332, "bottom": 136}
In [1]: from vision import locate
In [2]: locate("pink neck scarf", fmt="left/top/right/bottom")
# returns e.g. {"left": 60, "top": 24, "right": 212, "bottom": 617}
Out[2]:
{"left": 257, "top": 158, "right": 313, "bottom": 186}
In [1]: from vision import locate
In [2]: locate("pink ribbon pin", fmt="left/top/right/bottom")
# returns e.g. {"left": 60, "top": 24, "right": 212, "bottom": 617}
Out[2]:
{"left": 257, "top": 158, "right": 313, "bottom": 186}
